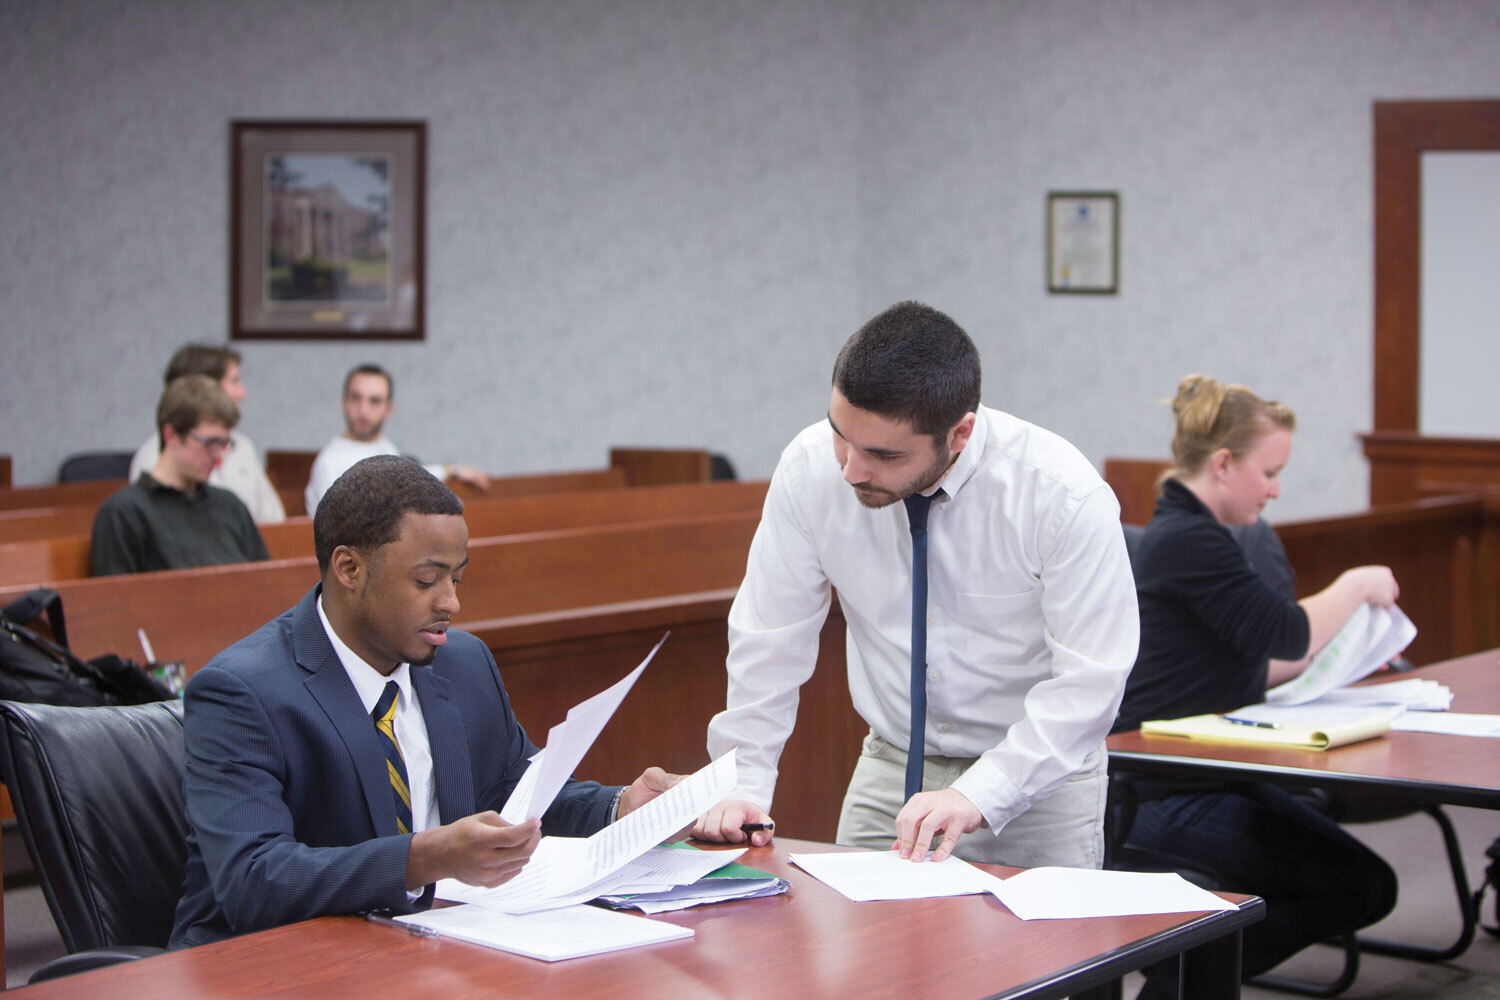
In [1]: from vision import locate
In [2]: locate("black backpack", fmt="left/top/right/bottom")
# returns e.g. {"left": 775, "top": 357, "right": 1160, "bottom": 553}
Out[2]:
{"left": 0, "top": 589, "right": 175, "bottom": 706}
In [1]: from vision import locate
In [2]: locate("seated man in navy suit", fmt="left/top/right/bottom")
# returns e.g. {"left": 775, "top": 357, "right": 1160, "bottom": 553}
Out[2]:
{"left": 171, "top": 454, "right": 684, "bottom": 946}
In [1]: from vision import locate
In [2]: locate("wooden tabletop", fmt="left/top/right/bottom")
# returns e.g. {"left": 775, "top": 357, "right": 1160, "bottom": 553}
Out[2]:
{"left": 1108, "top": 649, "right": 1500, "bottom": 808}
{"left": 9, "top": 839, "right": 1260, "bottom": 999}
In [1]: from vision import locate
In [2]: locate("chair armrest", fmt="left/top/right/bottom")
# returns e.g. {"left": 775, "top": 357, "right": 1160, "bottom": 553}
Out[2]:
{"left": 28, "top": 945, "right": 166, "bottom": 984}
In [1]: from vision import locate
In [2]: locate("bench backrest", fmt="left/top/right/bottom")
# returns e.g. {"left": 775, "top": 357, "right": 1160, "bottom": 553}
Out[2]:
{"left": 0, "top": 510, "right": 762, "bottom": 671}
{"left": 0, "top": 480, "right": 769, "bottom": 587}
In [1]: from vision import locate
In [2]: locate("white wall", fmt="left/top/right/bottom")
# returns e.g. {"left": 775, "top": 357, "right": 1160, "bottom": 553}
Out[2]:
{"left": 3, "top": 0, "right": 1499, "bottom": 520}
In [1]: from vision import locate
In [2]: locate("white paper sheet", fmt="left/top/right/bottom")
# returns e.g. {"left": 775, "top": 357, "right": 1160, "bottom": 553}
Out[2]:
{"left": 790, "top": 850, "right": 1235, "bottom": 920}
{"left": 788, "top": 850, "right": 1005, "bottom": 901}
{"left": 394, "top": 902, "right": 692, "bottom": 961}
{"left": 990, "top": 868, "right": 1236, "bottom": 920}
{"left": 1389, "top": 712, "right": 1500, "bottom": 737}
{"left": 1267, "top": 604, "right": 1417, "bottom": 705}
{"left": 500, "top": 633, "right": 667, "bottom": 823}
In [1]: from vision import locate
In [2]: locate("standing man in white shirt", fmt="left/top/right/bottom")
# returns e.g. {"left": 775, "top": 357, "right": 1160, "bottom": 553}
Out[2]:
{"left": 304, "top": 364, "right": 491, "bottom": 514}
{"left": 693, "top": 302, "right": 1138, "bottom": 868}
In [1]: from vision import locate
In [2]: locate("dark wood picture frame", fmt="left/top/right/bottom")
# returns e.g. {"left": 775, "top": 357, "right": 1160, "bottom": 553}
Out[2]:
{"left": 1047, "top": 190, "right": 1119, "bottom": 295}
{"left": 230, "top": 120, "right": 426, "bottom": 341}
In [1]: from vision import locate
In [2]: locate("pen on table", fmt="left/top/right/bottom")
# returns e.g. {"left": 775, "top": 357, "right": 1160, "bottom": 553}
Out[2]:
{"left": 1224, "top": 716, "right": 1279, "bottom": 730}
{"left": 137, "top": 628, "right": 157, "bottom": 664}
{"left": 366, "top": 911, "right": 438, "bottom": 937}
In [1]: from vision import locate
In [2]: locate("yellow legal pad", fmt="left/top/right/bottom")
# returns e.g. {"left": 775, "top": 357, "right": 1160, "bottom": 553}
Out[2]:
{"left": 1140, "top": 713, "right": 1390, "bottom": 750}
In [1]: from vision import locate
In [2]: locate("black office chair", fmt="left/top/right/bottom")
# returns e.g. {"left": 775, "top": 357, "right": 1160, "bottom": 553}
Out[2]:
{"left": 0, "top": 700, "right": 187, "bottom": 983}
{"left": 56, "top": 451, "right": 134, "bottom": 482}
{"left": 709, "top": 453, "right": 737, "bottom": 481}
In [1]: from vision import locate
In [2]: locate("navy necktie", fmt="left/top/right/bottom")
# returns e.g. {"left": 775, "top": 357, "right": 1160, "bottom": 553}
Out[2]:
{"left": 903, "top": 491, "right": 937, "bottom": 802}
{"left": 372, "top": 681, "right": 414, "bottom": 835}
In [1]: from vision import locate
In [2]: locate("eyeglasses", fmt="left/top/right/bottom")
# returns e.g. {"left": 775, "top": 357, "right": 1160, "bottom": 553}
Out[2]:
{"left": 188, "top": 433, "right": 235, "bottom": 453}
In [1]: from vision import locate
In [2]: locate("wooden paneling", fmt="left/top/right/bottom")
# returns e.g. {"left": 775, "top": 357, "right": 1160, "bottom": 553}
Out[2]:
{"left": 447, "top": 467, "right": 626, "bottom": 502}
{"left": 0, "top": 505, "right": 99, "bottom": 544}
{"left": 0, "top": 511, "right": 760, "bottom": 671}
{"left": 609, "top": 447, "right": 712, "bottom": 486}
{"left": 1102, "top": 458, "right": 1172, "bottom": 526}
{"left": 1362, "top": 431, "right": 1500, "bottom": 505}
{"left": 0, "top": 480, "right": 769, "bottom": 588}
{"left": 264, "top": 449, "right": 315, "bottom": 493}
{"left": 0, "top": 479, "right": 123, "bottom": 512}
{"left": 1275, "top": 494, "right": 1494, "bottom": 665}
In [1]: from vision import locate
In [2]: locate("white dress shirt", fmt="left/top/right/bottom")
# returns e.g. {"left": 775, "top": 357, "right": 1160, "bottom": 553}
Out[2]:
{"left": 706, "top": 405, "right": 1139, "bottom": 833}
{"left": 131, "top": 430, "right": 286, "bottom": 523}
{"left": 316, "top": 595, "right": 439, "bottom": 835}
{"left": 304, "top": 434, "right": 445, "bottom": 515}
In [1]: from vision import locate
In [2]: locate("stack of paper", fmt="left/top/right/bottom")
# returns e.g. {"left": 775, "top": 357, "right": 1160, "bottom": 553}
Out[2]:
{"left": 1307, "top": 677, "right": 1452, "bottom": 712}
{"left": 393, "top": 901, "right": 693, "bottom": 961}
{"left": 598, "top": 855, "right": 789, "bottom": 914}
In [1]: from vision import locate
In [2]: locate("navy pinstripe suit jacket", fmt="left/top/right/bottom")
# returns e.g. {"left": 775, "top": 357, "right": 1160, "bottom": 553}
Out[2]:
{"left": 169, "top": 585, "right": 617, "bottom": 947}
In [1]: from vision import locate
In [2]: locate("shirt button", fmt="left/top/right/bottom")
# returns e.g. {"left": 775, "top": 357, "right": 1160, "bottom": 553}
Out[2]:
{"left": 939, "top": 723, "right": 952, "bottom": 733}
{"left": 929, "top": 670, "right": 940, "bottom": 681}
{"left": 926, "top": 615, "right": 937, "bottom": 625}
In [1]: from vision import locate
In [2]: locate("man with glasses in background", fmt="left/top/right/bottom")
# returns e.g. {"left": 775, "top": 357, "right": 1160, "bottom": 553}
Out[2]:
{"left": 91, "top": 375, "right": 269, "bottom": 575}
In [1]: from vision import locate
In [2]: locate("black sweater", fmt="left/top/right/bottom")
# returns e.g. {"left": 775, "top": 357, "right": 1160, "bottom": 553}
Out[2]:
{"left": 1113, "top": 479, "right": 1310, "bottom": 732}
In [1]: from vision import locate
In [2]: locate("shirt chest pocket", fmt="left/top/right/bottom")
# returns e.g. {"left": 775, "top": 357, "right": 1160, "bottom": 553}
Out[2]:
{"left": 954, "top": 587, "right": 1042, "bottom": 662}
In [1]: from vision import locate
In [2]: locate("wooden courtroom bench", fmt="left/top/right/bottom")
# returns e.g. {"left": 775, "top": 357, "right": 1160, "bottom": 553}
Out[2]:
{"left": 609, "top": 446, "right": 714, "bottom": 486}
{"left": 0, "top": 510, "right": 764, "bottom": 674}
{"left": 0, "top": 480, "right": 770, "bottom": 587}
{"left": 0, "top": 478, "right": 124, "bottom": 512}
{"left": 0, "top": 466, "right": 639, "bottom": 548}
{"left": 0, "top": 504, "right": 100, "bottom": 545}
{"left": 1101, "top": 457, "right": 1172, "bottom": 525}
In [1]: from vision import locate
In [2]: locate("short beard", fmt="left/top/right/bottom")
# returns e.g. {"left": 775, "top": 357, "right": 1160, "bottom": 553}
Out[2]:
{"left": 850, "top": 447, "right": 954, "bottom": 509}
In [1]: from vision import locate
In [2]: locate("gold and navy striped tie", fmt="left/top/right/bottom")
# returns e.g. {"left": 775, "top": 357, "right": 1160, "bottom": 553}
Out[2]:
{"left": 372, "top": 681, "right": 413, "bottom": 835}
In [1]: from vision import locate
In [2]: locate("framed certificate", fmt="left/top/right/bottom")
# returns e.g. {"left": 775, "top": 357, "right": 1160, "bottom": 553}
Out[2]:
{"left": 1047, "top": 191, "right": 1119, "bottom": 294}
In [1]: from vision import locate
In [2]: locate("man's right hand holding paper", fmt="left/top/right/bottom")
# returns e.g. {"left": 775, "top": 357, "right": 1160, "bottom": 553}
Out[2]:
{"left": 407, "top": 813, "right": 541, "bottom": 890}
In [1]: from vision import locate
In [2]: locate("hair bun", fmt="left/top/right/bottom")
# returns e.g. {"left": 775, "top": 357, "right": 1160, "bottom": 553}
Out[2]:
{"left": 1171, "top": 374, "right": 1225, "bottom": 435}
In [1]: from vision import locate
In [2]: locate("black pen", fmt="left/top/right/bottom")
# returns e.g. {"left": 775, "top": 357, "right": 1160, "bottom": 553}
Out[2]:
{"left": 1224, "top": 716, "right": 1279, "bottom": 730}
{"left": 740, "top": 822, "right": 775, "bottom": 833}
{"left": 366, "top": 911, "right": 439, "bottom": 937}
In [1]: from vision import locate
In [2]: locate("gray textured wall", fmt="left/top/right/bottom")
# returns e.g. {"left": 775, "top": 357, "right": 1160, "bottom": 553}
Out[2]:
{"left": 3, "top": 0, "right": 1498, "bottom": 520}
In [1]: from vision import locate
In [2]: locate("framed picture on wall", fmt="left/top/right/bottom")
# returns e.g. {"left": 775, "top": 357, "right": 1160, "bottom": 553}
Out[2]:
{"left": 231, "top": 120, "right": 426, "bottom": 340}
{"left": 1047, "top": 191, "right": 1119, "bottom": 295}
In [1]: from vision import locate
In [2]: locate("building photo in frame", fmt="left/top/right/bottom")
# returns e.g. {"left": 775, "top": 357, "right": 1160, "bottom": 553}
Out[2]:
{"left": 231, "top": 120, "right": 425, "bottom": 340}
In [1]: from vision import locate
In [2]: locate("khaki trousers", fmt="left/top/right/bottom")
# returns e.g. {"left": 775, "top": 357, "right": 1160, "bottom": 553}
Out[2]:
{"left": 834, "top": 730, "right": 1106, "bottom": 869}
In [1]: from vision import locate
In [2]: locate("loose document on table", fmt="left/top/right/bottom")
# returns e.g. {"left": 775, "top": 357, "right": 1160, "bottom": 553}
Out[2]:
{"left": 788, "top": 851, "right": 1234, "bottom": 920}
